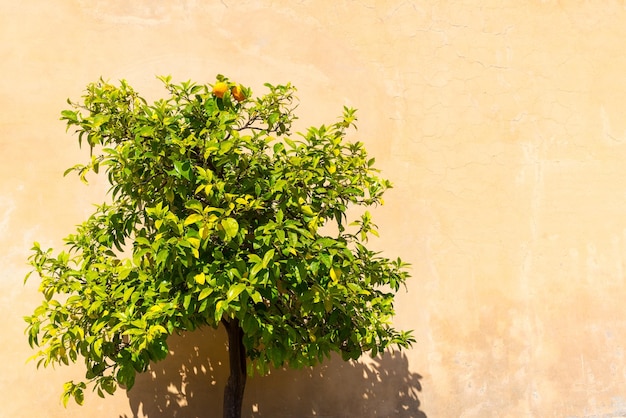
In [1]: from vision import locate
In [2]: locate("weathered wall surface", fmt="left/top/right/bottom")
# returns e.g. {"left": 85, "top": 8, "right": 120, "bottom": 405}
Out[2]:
{"left": 3, "top": 1, "right": 626, "bottom": 417}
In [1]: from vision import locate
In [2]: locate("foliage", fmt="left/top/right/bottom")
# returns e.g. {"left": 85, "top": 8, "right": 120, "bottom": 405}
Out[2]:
{"left": 24, "top": 75, "right": 414, "bottom": 406}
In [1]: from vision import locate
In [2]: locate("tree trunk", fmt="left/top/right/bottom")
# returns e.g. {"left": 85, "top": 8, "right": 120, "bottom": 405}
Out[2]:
{"left": 222, "top": 318, "right": 247, "bottom": 418}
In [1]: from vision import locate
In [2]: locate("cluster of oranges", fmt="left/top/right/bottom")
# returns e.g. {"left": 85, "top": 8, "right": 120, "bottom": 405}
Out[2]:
{"left": 212, "top": 81, "right": 246, "bottom": 102}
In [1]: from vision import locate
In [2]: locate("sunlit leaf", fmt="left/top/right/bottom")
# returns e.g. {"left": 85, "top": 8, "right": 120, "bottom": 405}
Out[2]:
{"left": 221, "top": 218, "right": 239, "bottom": 239}
{"left": 198, "top": 287, "right": 213, "bottom": 301}
{"left": 194, "top": 272, "right": 206, "bottom": 285}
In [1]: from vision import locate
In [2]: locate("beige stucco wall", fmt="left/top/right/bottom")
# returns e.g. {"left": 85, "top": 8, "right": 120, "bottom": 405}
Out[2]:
{"left": 3, "top": 1, "right": 626, "bottom": 417}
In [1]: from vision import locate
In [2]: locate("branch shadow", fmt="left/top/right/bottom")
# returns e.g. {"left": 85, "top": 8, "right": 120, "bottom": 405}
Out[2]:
{"left": 120, "top": 326, "right": 426, "bottom": 418}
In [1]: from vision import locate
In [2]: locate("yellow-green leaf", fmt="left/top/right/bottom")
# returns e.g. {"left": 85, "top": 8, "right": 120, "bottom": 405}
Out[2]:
{"left": 187, "top": 237, "right": 200, "bottom": 249}
{"left": 194, "top": 272, "right": 206, "bottom": 285}
{"left": 184, "top": 214, "right": 204, "bottom": 226}
{"left": 301, "top": 205, "right": 314, "bottom": 216}
{"left": 198, "top": 287, "right": 213, "bottom": 301}
{"left": 227, "top": 283, "right": 246, "bottom": 302}
{"left": 221, "top": 218, "right": 239, "bottom": 239}
{"left": 262, "top": 248, "right": 275, "bottom": 268}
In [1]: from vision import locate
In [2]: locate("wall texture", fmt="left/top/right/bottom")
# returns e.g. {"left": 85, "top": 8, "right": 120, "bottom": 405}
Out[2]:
{"left": 3, "top": 1, "right": 626, "bottom": 417}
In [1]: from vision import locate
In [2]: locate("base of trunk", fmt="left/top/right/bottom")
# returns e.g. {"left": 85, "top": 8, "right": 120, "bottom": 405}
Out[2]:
{"left": 222, "top": 319, "right": 247, "bottom": 418}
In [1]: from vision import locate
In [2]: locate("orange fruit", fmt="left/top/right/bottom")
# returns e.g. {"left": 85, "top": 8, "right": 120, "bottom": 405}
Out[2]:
{"left": 231, "top": 84, "right": 246, "bottom": 102}
{"left": 212, "top": 82, "right": 228, "bottom": 98}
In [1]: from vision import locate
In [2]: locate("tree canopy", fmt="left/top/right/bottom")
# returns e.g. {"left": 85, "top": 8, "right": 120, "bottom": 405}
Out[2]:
{"left": 24, "top": 75, "right": 414, "bottom": 411}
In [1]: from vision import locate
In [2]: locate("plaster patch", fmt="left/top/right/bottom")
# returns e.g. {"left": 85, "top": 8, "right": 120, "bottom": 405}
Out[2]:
{"left": 75, "top": 0, "right": 177, "bottom": 25}
{"left": 600, "top": 106, "right": 626, "bottom": 145}
{"left": 0, "top": 195, "right": 15, "bottom": 238}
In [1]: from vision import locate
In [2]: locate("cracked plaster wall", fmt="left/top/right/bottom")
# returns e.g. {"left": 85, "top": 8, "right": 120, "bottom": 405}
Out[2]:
{"left": 2, "top": 1, "right": 626, "bottom": 417}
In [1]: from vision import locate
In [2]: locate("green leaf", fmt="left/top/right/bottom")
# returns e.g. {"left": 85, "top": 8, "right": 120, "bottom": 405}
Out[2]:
{"left": 122, "top": 287, "right": 135, "bottom": 303}
{"left": 102, "top": 378, "right": 116, "bottom": 395}
{"left": 173, "top": 160, "right": 192, "bottom": 180}
{"left": 74, "top": 385, "right": 85, "bottom": 405}
{"left": 319, "top": 253, "right": 332, "bottom": 269}
{"left": 118, "top": 267, "right": 132, "bottom": 280}
{"left": 60, "top": 109, "right": 78, "bottom": 123}
{"left": 242, "top": 315, "right": 258, "bottom": 334}
{"left": 137, "top": 125, "right": 155, "bottom": 137}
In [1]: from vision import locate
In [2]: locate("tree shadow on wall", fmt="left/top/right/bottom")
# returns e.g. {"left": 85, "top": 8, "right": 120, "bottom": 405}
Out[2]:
{"left": 119, "top": 326, "right": 426, "bottom": 418}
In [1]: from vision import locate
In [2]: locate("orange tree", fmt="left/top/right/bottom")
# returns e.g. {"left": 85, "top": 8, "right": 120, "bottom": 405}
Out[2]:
{"left": 24, "top": 75, "right": 414, "bottom": 418}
